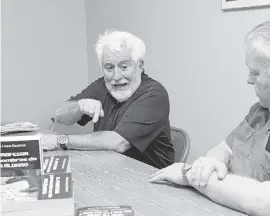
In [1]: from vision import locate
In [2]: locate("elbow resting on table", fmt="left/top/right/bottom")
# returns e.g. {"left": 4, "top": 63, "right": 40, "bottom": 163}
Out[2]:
{"left": 115, "top": 142, "right": 131, "bottom": 153}
{"left": 108, "top": 131, "right": 131, "bottom": 153}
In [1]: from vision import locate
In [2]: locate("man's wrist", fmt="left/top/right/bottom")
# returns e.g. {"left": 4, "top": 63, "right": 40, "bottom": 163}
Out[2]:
{"left": 186, "top": 169, "right": 193, "bottom": 186}
{"left": 181, "top": 164, "right": 192, "bottom": 186}
{"left": 57, "top": 134, "right": 69, "bottom": 150}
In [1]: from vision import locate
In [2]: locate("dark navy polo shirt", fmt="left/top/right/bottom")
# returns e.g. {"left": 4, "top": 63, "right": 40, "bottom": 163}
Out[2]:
{"left": 69, "top": 72, "right": 174, "bottom": 169}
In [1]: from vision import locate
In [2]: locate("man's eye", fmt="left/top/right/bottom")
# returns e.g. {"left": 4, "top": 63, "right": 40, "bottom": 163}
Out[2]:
{"left": 250, "top": 69, "right": 259, "bottom": 76}
{"left": 253, "top": 72, "right": 260, "bottom": 76}
{"left": 105, "top": 65, "right": 114, "bottom": 71}
{"left": 120, "top": 65, "right": 128, "bottom": 71}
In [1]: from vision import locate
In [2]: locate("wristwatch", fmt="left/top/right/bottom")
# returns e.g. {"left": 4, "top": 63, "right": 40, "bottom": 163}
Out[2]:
{"left": 57, "top": 134, "right": 69, "bottom": 150}
{"left": 181, "top": 164, "right": 192, "bottom": 185}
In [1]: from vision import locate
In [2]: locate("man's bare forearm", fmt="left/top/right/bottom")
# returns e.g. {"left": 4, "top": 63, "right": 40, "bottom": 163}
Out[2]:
{"left": 55, "top": 101, "right": 83, "bottom": 126}
{"left": 67, "top": 131, "right": 131, "bottom": 153}
{"left": 187, "top": 171, "right": 270, "bottom": 216}
{"left": 205, "top": 140, "right": 231, "bottom": 166}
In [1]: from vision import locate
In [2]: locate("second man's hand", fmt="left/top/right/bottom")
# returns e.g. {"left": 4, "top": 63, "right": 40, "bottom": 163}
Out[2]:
{"left": 149, "top": 163, "right": 190, "bottom": 186}
{"left": 190, "top": 157, "right": 227, "bottom": 187}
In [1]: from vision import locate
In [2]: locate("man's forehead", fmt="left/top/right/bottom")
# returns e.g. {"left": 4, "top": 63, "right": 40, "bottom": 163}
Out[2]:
{"left": 247, "top": 40, "right": 270, "bottom": 59}
{"left": 246, "top": 44, "right": 270, "bottom": 69}
{"left": 102, "top": 47, "right": 132, "bottom": 63}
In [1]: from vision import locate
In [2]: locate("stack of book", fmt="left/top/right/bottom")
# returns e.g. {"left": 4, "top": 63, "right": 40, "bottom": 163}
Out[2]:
{"left": 0, "top": 135, "right": 74, "bottom": 216}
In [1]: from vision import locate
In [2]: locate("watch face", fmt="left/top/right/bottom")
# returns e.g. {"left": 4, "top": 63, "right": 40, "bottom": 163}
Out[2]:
{"left": 57, "top": 135, "right": 68, "bottom": 144}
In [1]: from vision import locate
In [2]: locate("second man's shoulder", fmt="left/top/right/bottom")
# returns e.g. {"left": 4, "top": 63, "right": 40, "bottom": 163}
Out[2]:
{"left": 246, "top": 102, "right": 268, "bottom": 119}
{"left": 246, "top": 102, "right": 269, "bottom": 129}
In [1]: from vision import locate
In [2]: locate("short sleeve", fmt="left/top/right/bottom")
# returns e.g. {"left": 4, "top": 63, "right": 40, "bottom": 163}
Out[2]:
{"left": 67, "top": 77, "right": 104, "bottom": 126}
{"left": 225, "top": 103, "right": 259, "bottom": 149}
{"left": 114, "top": 85, "right": 169, "bottom": 153}
{"left": 68, "top": 77, "right": 104, "bottom": 101}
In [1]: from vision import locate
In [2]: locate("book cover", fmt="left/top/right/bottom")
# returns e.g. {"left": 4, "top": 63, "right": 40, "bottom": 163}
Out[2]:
{"left": 0, "top": 135, "right": 43, "bottom": 176}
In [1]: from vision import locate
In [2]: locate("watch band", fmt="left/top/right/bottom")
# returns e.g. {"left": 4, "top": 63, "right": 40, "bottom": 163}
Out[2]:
{"left": 60, "top": 143, "right": 68, "bottom": 150}
{"left": 182, "top": 164, "right": 192, "bottom": 185}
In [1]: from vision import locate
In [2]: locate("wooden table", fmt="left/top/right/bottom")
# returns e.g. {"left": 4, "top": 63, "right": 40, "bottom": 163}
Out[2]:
{"left": 44, "top": 150, "right": 246, "bottom": 216}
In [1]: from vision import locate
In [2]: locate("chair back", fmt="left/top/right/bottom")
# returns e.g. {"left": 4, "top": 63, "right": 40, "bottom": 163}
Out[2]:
{"left": 170, "top": 126, "right": 190, "bottom": 163}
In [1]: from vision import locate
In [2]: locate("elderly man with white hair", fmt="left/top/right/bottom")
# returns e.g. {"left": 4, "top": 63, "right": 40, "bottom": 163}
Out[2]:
{"left": 149, "top": 21, "right": 270, "bottom": 216}
{"left": 41, "top": 30, "right": 174, "bottom": 169}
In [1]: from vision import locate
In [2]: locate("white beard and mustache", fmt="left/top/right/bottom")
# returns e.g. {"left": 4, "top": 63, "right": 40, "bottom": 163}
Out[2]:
{"left": 106, "top": 83, "right": 135, "bottom": 102}
{"left": 105, "top": 77, "right": 141, "bottom": 102}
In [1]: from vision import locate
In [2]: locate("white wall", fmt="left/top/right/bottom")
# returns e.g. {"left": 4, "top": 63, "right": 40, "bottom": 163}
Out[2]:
{"left": 86, "top": 0, "right": 270, "bottom": 162}
{"left": 1, "top": 0, "right": 91, "bottom": 134}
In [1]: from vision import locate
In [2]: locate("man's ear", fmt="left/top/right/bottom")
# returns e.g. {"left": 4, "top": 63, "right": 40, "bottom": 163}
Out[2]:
{"left": 139, "top": 60, "right": 144, "bottom": 72}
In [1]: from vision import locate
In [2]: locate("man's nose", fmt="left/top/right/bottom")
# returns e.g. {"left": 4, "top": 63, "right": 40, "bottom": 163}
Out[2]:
{"left": 113, "top": 67, "right": 122, "bottom": 81}
{"left": 247, "top": 74, "right": 255, "bottom": 85}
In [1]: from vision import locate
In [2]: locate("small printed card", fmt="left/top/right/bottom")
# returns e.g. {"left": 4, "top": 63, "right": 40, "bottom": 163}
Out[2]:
{"left": 38, "top": 173, "right": 73, "bottom": 200}
{"left": 43, "top": 156, "right": 70, "bottom": 174}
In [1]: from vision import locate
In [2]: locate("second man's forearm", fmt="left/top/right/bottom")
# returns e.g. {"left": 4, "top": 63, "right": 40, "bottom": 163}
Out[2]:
{"left": 187, "top": 171, "right": 270, "bottom": 216}
{"left": 55, "top": 101, "right": 83, "bottom": 126}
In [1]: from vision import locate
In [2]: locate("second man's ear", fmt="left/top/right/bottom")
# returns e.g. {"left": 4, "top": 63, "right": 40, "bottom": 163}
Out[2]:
{"left": 139, "top": 60, "right": 144, "bottom": 71}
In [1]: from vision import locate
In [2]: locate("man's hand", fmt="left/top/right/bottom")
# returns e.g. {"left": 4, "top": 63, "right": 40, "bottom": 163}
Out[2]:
{"left": 40, "top": 133, "right": 58, "bottom": 151}
{"left": 190, "top": 157, "right": 227, "bottom": 187}
{"left": 149, "top": 163, "right": 189, "bottom": 186}
{"left": 78, "top": 99, "right": 104, "bottom": 123}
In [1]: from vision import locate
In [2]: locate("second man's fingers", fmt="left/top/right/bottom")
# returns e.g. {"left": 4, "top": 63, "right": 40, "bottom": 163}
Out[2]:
{"left": 194, "top": 165, "right": 204, "bottom": 186}
{"left": 150, "top": 166, "right": 169, "bottom": 178}
{"left": 150, "top": 170, "right": 162, "bottom": 179}
{"left": 217, "top": 163, "right": 227, "bottom": 179}
{"left": 200, "top": 165, "right": 214, "bottom": 187}
{"left": 191, "top": 159, "right": 201, "bottom": 181}
{"left": 149, "top": 172, "right": 167, "bottom": 183}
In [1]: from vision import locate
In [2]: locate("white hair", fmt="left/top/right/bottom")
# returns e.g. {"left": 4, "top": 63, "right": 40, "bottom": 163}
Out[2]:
{"left": 245, "top": 20, "right": 270, "bottom": 62}
{"left": 246, "top": 20, "right": 270, "bottom": 43}
{"left": 95, "top": 30, "right": 146, "bottom": 65}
